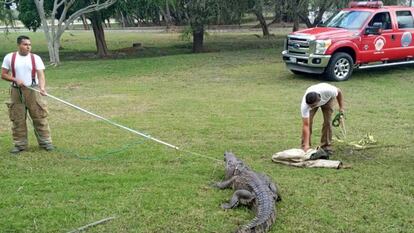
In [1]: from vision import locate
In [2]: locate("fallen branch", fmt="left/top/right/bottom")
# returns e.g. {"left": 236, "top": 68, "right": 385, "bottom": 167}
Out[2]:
{"left": 67, "top": 216, "right": 116, "bottom": 233}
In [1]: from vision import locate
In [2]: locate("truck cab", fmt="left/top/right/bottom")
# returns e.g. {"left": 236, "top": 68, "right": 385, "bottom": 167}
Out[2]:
{"left": 282, "top": 1, "right": 414, "bottom": 81}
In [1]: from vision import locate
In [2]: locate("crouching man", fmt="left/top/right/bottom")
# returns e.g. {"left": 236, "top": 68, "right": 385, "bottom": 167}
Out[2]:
{"left": 301, "top": 83, "right": 344, "bottom": 156}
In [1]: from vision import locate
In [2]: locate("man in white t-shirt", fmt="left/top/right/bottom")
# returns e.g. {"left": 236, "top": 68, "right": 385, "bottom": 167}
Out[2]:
{"left": 1, "top": 35, "right": 54, "bottom": 154}
{"left": 301, "top": 83, "right": 344, "bottom": 155}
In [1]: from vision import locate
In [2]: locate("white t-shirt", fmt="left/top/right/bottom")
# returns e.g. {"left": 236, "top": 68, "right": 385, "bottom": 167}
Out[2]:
{"left": 2, "top": 52, "right": 45, "bottom": 86}
{"left": 300, "top": 83, "right": 338, "bottom": 118}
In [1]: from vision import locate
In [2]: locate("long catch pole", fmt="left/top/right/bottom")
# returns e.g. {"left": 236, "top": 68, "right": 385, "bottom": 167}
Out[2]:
{"left": 27, "top": 86, "right": 180, "bottom": 150}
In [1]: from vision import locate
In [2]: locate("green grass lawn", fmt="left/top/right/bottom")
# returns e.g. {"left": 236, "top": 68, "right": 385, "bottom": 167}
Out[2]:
{"left": 0, "top": 31, "right": 413, "bottom": 233}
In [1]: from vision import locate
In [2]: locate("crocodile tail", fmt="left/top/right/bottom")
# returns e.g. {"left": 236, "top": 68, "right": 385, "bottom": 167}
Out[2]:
{"left": 236, "top": 208, "right": 276, "bottom": 233}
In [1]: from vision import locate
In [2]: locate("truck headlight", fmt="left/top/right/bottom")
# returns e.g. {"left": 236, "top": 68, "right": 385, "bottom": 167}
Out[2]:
{"left": 315, "top": 39, "right": 332, "bottom": 54}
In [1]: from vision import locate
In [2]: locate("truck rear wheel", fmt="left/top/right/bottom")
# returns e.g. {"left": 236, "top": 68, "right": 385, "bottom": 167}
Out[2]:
{"left": 324, "top": 52, "right": 354, "bottom": 81}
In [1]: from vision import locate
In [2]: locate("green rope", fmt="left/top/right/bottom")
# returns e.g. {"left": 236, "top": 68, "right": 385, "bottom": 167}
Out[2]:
{"left": 332, "top": 112, "right": 345, "bottom": 127}
{"left": 15, "top": 86, "right": 146, "bottom": 160}
{"left": 18, "top": 87, "right": 223, "bottom": 163}
{"left": 55, "top": 140, "right": 146, "bottom": 160}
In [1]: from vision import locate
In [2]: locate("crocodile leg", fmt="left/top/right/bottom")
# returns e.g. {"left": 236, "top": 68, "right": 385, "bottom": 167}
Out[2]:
{"left": 215, "top": 176, "right": 236, "bottom": 189}
{"left": 259, "top": 173, "right": 282, "bottom": 202}
{"left": 221, "top": 190, "right": 255, "bottom": 209}
{"left": 269, "top": 182, "right": 282, "bottom": 202}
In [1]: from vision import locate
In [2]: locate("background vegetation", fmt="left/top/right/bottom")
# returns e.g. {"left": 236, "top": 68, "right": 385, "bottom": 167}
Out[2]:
{"left": 0, "top": 31, "right": 413, "bottom": 233}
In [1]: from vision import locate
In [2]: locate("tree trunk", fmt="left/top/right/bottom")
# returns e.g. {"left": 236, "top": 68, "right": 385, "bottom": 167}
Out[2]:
{"left": 89, "top": 13, "right": 109, "bottom": 57}
{"left": 46, "top": 39, "right": 56, "bottom": 64}
{"left": 52, "top": 39, "right": 60, "bottom": 64}
{"left": 120, "top": 11, "right": 126, "bottom": 28}
{"left": 81, "top": 15, "right": 90, "bottom": 30}
{"left": 119, "top": 11, "right": 135, "bottom": 27}
{"left": 271, "top": 0, "right": 283, "bottom": 24}
{"left": 254, "top": 11, "right": 270, "bottom": 36}
{"left": 293, "top": 19, "right": 299, "bottom": 32}
{"left": 34, "top": 0, "right": 116, "bottom": 65}
{"left": 160, "top": 0, "right": 172, "bottom": 30}
{"left": 192, "top": 26, "right": 204, "bottom": 53}
{"left": 45, "top": 36, "right": 60, "bottom": 65}
{"left": 292, "top": 8, "right": 300, "bottom": 32}
{"left": 299, "top": 14, "right": 312, "bottom": 28}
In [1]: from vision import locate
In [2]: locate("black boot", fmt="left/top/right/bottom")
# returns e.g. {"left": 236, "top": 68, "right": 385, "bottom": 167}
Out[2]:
{"left": 42, "top": 144, "right": 55, "bottom": 151}
{"left": 10, "top": 146, "right": 26, "bottom": 154}
{"left": 310, "top": 148, "right": 330, "bottom": 160}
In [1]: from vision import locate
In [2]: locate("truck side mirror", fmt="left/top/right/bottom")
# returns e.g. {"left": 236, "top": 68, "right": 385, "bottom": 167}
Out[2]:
{"left": 365, "top": 23, "right": 382, "bottom": 35}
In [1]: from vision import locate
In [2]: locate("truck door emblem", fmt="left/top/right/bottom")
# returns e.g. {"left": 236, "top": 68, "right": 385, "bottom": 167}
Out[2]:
{"left": 374, "top": 36, "right": 386, "bottom": 51}
{"left": 401, "top": 32, "right": 412, "bottom": 47}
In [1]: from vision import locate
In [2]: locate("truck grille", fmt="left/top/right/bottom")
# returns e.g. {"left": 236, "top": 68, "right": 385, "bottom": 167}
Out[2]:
{"left": 287, "top": 35, "right": 312, "bottom": 55}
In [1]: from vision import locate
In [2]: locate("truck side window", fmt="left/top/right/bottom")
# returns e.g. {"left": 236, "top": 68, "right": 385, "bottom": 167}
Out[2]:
{"left": 368, "top": 12, "right": 392, "bottom": 30}
{"left": 396, "top": 11, "right": 414, "bottom": 29}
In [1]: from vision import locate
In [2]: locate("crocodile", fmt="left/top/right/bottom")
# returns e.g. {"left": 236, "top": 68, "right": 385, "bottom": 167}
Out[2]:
{"left": 215, "top": 152, "right": 281, "bottom": 233}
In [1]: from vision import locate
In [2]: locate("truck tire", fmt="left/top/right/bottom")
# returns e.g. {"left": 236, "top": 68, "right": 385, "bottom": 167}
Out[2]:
{"left": 324, "top": 52, "right": 354, "bottom": 81}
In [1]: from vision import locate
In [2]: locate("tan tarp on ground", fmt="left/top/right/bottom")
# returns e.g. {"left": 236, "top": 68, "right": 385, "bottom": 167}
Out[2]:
{"left": 272, "top": 148, "right": 342, "bottom": 169}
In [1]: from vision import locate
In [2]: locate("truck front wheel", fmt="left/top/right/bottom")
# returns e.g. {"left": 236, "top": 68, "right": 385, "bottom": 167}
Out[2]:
{"left": 324, "top": 52, "right": 354, "bottom": 81}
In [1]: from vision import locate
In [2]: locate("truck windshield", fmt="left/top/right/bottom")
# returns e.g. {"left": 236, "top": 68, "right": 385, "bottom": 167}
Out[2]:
{"left": 321, "top": 10, "right": 371, "bottom": 29}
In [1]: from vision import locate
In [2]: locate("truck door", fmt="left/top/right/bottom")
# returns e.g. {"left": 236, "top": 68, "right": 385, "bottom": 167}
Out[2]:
{"left": 393, "top": 10, "right": 414, "bottom": 59}
{"left": 360, "top": 11, "right": 399, "bottom": 63}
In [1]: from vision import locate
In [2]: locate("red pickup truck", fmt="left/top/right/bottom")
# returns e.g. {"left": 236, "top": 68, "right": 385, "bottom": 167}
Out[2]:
{"left": 282, "top": 1, "right": 414, "bottom": 81}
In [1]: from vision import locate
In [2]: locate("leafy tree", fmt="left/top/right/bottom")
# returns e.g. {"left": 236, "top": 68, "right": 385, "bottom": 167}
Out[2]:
{"left": 271, "top": 0, "right": 289, "bottom": 24}
{"left": 113, "top": 0, "right": 137, "bottom": 27}
{"left": 18, "top": 0, "right": 44, "bottom": 32}
{"left": 18, "top": 0, "right": 115, "bottom": 58}
{"left": 72, "top": 1, "right": 118, "bottom": 57}
{"left": 181, "top": 0, "right": 217, "bottom": 52}
{"left": 115, "top": 0, "right": 162, "bottom": 26}
{"left": 179, "top": 0, "right": 243, "bottom": 52}
{"left": 155, "top": 0, "right": 177, "bottom": 28}
{"left": 288, "top": 0, "right": 349, "bottom": 31}
{"left": 31, "top": 0, "right": 117, "bottom": 65}
{"left": 1, "top": 0, "right": 18, "bottom": 32}
{"left": 245, "top": 0, "right": 273, "bottom": 36}
{"left": 87, "top": 11, "right": 112, "bottom": 57}
{"left": 299, "top": 0, "right": 335, "bottom": 28}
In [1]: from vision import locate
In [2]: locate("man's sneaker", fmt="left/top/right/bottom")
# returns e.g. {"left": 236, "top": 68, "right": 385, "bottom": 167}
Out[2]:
{"left": 42, "top": 144, "right": 55, "bottom": 152}
{"left": 10, "top": 146, "right": 26, "bottom": 154}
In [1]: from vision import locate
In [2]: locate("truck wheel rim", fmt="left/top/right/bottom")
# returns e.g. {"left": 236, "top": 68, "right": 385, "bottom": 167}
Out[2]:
{"left": 334, "top": 58, "right": 350, "bottom": 80}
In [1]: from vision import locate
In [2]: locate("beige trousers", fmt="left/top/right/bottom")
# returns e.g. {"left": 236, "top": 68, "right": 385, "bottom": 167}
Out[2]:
{"left": 6, "top": 87, "right": 52, "bottom": 148}
{"left": 309, "top": 98, "right": 334, "bottom": 151}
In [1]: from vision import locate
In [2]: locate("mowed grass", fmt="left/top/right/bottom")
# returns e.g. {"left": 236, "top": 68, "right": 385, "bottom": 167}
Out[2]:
{"left": 0, "top": 31, "right": 413, "bottom": 233}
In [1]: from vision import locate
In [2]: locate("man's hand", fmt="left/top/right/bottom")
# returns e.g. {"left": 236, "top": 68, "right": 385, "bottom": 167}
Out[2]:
{"left": 39, "top": 88, "right": 47, "bottom": 96}
{"left": 302, "top": 117, "right": 311, "bottom": 153}
{"left": 15, "top": 79, "right": 25, "bottom": 87}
